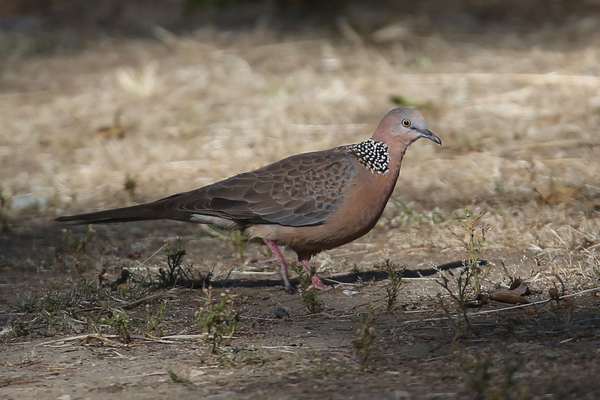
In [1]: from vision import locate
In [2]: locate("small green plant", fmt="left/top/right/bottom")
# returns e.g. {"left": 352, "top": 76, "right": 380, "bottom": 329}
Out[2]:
{"left": 436, "top": 213, "right": 490, "bottom": 335}
{"left": 106, "top": 310, "right": 132, "bottom": 343}
{"left": 44, "top": 311, "right": 59, "bottom": 337}
{"left": 301, "top": 359, "right": 347, "bottom": 377}
{"left": 494, "top": 180, "right": 504, "bottom": 194}
{"left": 592, "top": 253, "right": 600, "bottom": 279}
{"left": 145, "top": 302, "right": 167, "bottom": 337}
{"left": 457, "top": 137, "right": 483, "bottom": 153}
{"left": 2, "top": 279, "right": 96, "bottom": 337}
{"left": 196, "top": 289, "right": 240, "bottom": 353}
{"left": 0, "top": 189, "right": 10, "bottom": 231}
{"left": 48, "top": 280, "right": 93, "bottom": 312}
{"left": 384, "top": 261, "right": 405, "bottom": 311}
{"left": 466, "top": 357, "right": 494, "bottom": 396}
{"left": 459, "top": 352, "right": 526, "bottom": 400}
{"left": 233, "top": 350, "right": 267, "bottom": 366}
{"left": 5, "top": 279, "right": 92, "bottom": 314}
{"left": 497, "top": 358, "right": 527, "bottom": 399}
{"left": 389, "top": 94, "right": 432, "bottom": 110}
{"left": 453, "top": 213, "right": 488, "bottom": 271}
{"left": 62, "top": 225, "right": 96, "bottom": 256}
{"left": 352, "top": 309, "right": 376, "bottom": 370}
{"left": 392, "top": 200, "right": 418, "bottom": 223}
{"left": 124, "top": 174, "right": 138, "bottom": 199}
{"left": 157, "top": 238, "right": 210, "bottom": 288}
{"left": 547, "top": 274, "right": 575, "bottom": 324}
{"left": 291, "top": 262, "right": 323, "bottom": 314}
{"left": 230, "top": 229, "right": 249, "bottom": 261}
{"left": 166, "top": 364, "right": 190, "bottom": 383}
{"left": 437, "top": 268, "right": 474, "bottom": 334}
{"left": 158, "top": 237, "right": 187, "bottom": 287}
{"left": 216, "top": 349, "right": 267, "bottom": 367}
{"left": 10, "top": 319, "right": 33, "bottom": 337}
{"left": 2, "top": 278, "right": 172, "bottom": 340}
{"left": 59, "top": 226, "right": 96, "bottom": 273}
{"left": 387, "top": 199, "right": 447, "bottom": 226}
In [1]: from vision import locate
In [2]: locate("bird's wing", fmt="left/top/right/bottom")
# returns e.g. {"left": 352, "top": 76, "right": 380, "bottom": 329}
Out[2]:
{"left": 165, "top": 148, "right": 358, "bottom": 227}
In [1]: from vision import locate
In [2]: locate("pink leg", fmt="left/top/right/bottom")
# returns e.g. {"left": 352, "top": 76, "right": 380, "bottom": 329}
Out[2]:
{"left": 300, "top": 260, "right": 331, "bottom": 291}
{"left": 262, "top": 239, "right": 292, "bottom": 291}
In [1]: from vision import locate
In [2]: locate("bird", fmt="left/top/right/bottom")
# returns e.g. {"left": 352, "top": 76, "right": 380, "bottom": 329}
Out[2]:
{"left": 56, "top": 107, "right": 441, "bottom": 291}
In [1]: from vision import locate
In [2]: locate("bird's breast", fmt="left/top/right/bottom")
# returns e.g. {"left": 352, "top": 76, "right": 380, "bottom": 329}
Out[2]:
{"left": 246, "top": 164, "right": 400, "bottom": 257}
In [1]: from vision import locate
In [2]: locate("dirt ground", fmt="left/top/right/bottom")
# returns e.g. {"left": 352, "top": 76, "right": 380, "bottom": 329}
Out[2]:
{"left": 1, "top": 1, "right": 600, "bottom": 399}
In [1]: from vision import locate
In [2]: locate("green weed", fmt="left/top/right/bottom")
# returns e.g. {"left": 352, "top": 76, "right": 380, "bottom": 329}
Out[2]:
{"left": 291, "top": 262, "right": 323, "bottom": 314}
{"left": 1, "top": 279, "right": 95, "bottom": 337}
{"left": 384, "top": 260, "right": 405, "bottom": 311}
{"left": 230, "top": 229, "right": 249, "bottom": 262}
{"left": 388, "top": 199, "right": 447, "bottom": 226}
{"left": 9, "top": 319, "right": 34, "bottom": 337}
{"left": 196, "top": 289, "right": 240, "bottom": 353}
{"left": 158, "top": 237, "right": 187, "bottom": 287}
{"left": 166, "top": 364, "right": 190, "bottom": 383}
{"left": 62, "top": 225, "right": 96, "bottom": 257}
{"left": 436, "top": 213, "right": 490, "bottom": 335}
{"left": 145, "top": 302, "right": 167, "bottom": 337}
{"left": 59, "top": 225, "right": 96, "bottom": 273}
{"left": 0, "top": 189, "right": 10, "bottom": 231}
{"left": 389, "top": 94, "right": 433, "bottom": 110}
{"left": 124, "top": 174, "right": 138, "bottom": 200}
{"left": 352, "top": 308, "right": 376, "bottom": 370}
{"left": 216, "top": 349, "right": 267, "bottom": 367}
{"left": 105, "top": 310, "right": 132, "bottom": 343}
{"left": 156, "top": 237, "right": 212, "bottom": 288}
{"left": 459, "top": 352, "right": 527, "bottom": 400}
{"left": 302, "top": 359, "right": 348, "bottom": 377}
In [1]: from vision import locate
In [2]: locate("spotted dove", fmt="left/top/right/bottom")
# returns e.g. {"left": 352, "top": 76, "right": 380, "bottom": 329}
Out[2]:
{"left": 56, "top": 108, "right": 441, "bottom": 291}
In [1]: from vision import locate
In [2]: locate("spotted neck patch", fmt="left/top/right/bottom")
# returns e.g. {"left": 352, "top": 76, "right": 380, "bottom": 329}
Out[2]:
{"left": 348, "top": 139, "right": 390, "bottom": 174}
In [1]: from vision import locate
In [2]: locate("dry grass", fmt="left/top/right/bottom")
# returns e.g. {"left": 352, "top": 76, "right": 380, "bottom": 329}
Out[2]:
{"left": 1, "top": 5, "right": 600, "bottom": 398}
{"left": 2, "top": 17, "right": 599, "bottom": 282}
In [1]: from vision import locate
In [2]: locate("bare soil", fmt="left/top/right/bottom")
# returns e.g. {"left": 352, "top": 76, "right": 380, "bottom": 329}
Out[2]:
{"left": 1, "top": 2, "right": 600, "bottom": 399}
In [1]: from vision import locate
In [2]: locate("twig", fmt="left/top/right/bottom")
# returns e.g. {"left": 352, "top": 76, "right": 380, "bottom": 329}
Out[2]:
{"left": 400, "top": 286, "right": 600, "bottom": 324}
{"left": 136, "top": 245, "right": 165, "bottom": 268}
{"left": 40, "top": 334, "right": 124, "bottom": 347}
{"left": 122, "top": 293, "right": 164, "bottom": 309}
{"left": 160, "top": 334, "right": 208, "bottom": 340}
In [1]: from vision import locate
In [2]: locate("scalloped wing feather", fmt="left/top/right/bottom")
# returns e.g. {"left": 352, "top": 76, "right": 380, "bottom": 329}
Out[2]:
{"left": 168, "top": 148, "right": 358, "bottom": 227}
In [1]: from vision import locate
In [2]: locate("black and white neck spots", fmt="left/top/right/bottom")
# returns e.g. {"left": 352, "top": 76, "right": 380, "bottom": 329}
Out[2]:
{"left": 348, "top": 139, "right": 390, "bottom": 174}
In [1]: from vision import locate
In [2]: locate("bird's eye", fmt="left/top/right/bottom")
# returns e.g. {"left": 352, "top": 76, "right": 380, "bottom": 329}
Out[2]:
{"left": 401, "top": 118, "right": 411, "bottom": 127}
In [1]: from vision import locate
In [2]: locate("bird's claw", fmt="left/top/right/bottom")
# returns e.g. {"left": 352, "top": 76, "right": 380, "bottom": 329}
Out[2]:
{"left": 308, "top": 275, "right": 332, "bottom": 291}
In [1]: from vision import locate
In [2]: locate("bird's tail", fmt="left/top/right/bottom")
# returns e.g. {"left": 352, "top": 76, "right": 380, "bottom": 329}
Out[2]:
{"left": 55, "top": 195, "right": 186, "bottom": 224}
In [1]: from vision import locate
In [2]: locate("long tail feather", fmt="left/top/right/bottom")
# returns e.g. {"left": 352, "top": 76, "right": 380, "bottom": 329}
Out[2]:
{"left": 55, "top": 197, "right": 185, "bottom": 224}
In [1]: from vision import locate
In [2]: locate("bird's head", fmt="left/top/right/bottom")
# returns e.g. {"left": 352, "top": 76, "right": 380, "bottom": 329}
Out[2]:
{"left": 371, "top": 107, "right": 441, "bottom": 147}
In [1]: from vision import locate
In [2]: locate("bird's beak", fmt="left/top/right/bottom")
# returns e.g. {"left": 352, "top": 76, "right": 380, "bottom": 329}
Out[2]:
{"left": 418, "top": 128, "right": 442, "bottom": 145}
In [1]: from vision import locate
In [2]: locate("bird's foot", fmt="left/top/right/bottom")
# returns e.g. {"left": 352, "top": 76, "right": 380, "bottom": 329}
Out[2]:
{"left": 262, "top": 239, "right": 293, "bottom": 291}
{"left": 308, "top": 274, "right": 332, "bottom": 291}
{"left": 299, "top": 259, "right": 331, "bottom": 290}
{"left": 261, "top": 239, "right": 331, "bottom": 292}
